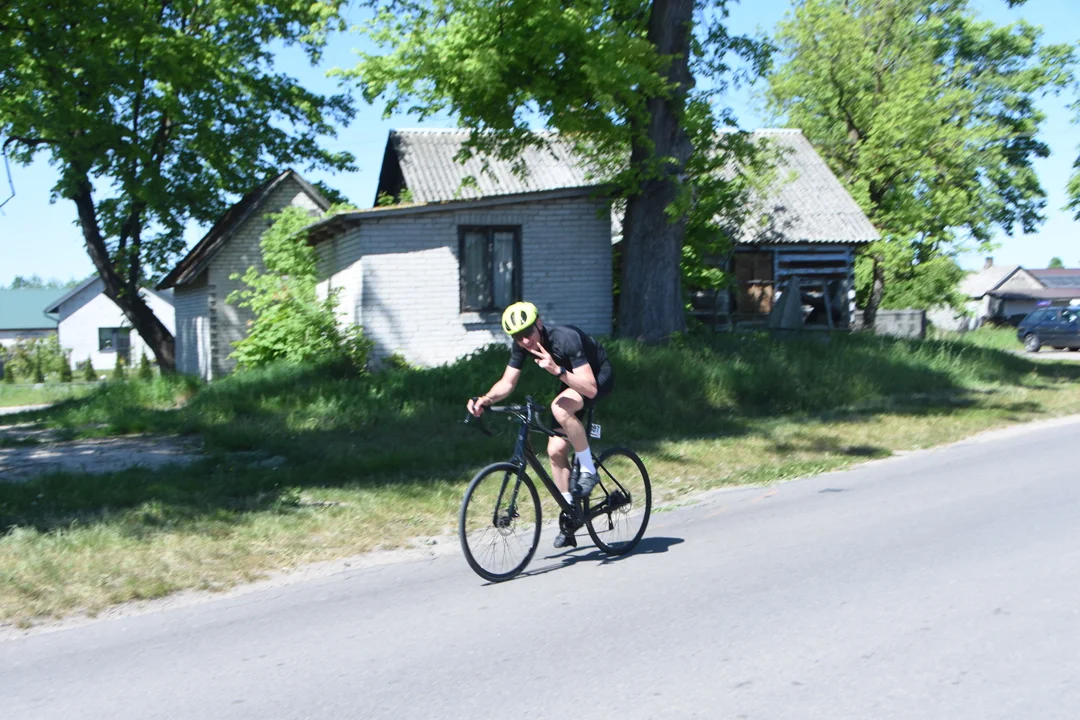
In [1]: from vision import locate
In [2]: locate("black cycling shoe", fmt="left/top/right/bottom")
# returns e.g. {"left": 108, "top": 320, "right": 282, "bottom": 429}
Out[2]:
{"left": 554, "top": 511, "right": 579, "bottom": 549}
{"left": 575, "top": 469, "right": 599, "bottom": 499}
{"left": 553, "top": 531, "right": 577, "bottom": 549}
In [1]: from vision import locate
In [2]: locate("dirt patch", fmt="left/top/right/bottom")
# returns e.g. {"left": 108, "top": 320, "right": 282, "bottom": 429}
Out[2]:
{"left": 0, "top": 423, "right": 203, "bottom": 482}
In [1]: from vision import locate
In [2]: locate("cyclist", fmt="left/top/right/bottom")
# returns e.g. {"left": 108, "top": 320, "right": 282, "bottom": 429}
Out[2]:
{"left": 467, "top": 301, "right": 615, "bottom": 548}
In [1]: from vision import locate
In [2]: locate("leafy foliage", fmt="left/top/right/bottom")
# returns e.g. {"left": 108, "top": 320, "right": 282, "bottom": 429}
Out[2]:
{"left": 764, "top": 0, "right": 1075, "bottom": 312}
{"left": 0, "top": 337, "right": 68, "bottom": 381}
{"left": 2, "top": 275, "right": 80, "bottom": 290}
{"left": 345, "top": 0, "right": 772, "bottom": 338}
{"left": 0, "top": 0, "right": 357, "bottom": 368}
{"left": 854, "top": 244, "right": 966, "bottom": 311}
{"left": 227, "top": 206, "right": 374, "bottom": 371}
{"left": 1049, "top": 257, "right": 1065, "bottom": 269}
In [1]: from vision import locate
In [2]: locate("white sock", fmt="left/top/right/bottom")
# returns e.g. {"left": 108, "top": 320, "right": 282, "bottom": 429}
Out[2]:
{"left": 562, "top": 491, "right": 574, "bottom": 504}
{"left": 577, "top": 448, "right": 596, "bottom": 475}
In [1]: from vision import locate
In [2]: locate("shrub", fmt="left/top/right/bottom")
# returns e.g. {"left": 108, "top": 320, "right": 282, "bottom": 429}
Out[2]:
{"left": 137, "top": 352, "right": 154, "bottom": 381}
{"left": 228, "top": 205, "right": 374, "bottom": 372}
{"left": 81, "top": 358, "right": 97, "bottom": 382}
{"left": 114, "top": 353, "right": 128, "bottom": 381}
{"left": 2, "top": 362, "right": 14, "bottom": 384}
{"left": 59, "top": 354, "right": 73, "bottom": 383}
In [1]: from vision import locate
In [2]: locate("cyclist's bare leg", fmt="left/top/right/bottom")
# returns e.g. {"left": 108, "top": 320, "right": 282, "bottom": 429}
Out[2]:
{"left": 547, "top": 435, "right": 572, "bottom": 494}
{"left": 551, "top": 389, "right": 589, "bottom": 456}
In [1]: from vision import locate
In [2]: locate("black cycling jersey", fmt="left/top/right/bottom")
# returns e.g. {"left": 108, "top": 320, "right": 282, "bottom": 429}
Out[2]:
{"left": 508, "top": 324, "right": 610, "bottom": 377}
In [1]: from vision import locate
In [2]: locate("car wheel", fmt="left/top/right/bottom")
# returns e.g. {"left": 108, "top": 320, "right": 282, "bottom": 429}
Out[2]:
{"left": 1070, "top": 347, "right": 1080, "bottom": 352}
{"left": 1024, "top": 334, "right": 1041, "bottom": 353}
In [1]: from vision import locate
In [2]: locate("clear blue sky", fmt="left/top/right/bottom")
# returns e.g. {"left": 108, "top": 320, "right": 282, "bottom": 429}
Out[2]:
{"left": 0, "top": 0, "right": 1076, "bottom": 287}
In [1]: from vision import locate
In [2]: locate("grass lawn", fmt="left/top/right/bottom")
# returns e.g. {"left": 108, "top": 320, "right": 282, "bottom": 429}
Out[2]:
{"left": 2, "top": 330, "right": 1080, "bottom": 628}
{"left": 0, "top": 382, "right": 100, "bottom": 408}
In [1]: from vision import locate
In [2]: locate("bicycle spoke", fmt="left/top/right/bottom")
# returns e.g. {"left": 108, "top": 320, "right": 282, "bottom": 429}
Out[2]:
{"left": 460, "top": 463, "right": 541, "bottom": 581}
{"left": 585, "top": 448, "right": 651, "bottom": 556}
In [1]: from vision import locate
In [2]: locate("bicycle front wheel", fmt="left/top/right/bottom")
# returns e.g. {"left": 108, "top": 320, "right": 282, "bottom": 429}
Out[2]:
{"left": 459, "top": 462, "right": 541, "bottom": 582}
{"left": 585, "top": 448, "right": 651, "bottom": 556}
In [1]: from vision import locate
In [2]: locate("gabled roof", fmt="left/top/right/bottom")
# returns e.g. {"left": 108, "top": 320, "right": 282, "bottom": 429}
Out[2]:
{"left": 377, "top": 128, "right": 879, "bottom": 245}
{"left": 959, "top": 264, "right": 1022, "bottom": 298}
{"left": 157, "top": 169, "right": 330, "bottom": 290}
{"left": 306, "top": 187, "right": 603, "bottom": 246}
{"left": 44, "top": 276, "right": 174, "bottom": 314}
{"left": 0, "top": 289, "right": 64, "bottom": 330}
{"left": 1029, "top": 268, "right": 1080, "bottom": 288}
{"left": 43, "top": 275, "right": 99, "bottom": 314}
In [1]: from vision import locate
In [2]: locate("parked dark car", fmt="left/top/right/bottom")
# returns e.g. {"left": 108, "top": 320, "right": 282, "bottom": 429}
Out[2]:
{"left": 1016, "top": 306, "right": 1080, "bottom": 352}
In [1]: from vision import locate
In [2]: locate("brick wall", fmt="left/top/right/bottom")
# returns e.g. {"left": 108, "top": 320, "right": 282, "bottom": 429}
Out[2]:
{"left": 318, "top": 194, "right": 612, "bottom": 367}
{"left": 203, "top": 177, "right": 324, "bottom": 377}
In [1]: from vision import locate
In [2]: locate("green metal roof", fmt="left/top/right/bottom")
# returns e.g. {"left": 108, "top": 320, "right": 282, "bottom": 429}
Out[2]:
{"left": 0, "top": 289, "right": 64, "bottom": 331}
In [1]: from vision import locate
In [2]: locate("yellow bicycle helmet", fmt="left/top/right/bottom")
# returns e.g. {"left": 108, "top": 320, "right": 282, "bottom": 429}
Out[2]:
{"left": 502, "top": 301, "right": 539, "bottom": 336}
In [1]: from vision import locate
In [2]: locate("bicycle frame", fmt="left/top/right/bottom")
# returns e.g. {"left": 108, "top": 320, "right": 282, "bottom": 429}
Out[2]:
{"left": 481, "top": 398, "right": 616, "bottom": 524}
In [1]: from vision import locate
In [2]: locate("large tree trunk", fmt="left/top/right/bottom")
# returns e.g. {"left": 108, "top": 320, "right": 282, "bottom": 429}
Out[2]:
{"left": 617, "top": 0, "right": 695, "bottom": 341}
{"left": 863, "top": 252, "right": 887, "bottom": 330}
{"left": 72, "top": 179, "right": 177, "bottom": 373}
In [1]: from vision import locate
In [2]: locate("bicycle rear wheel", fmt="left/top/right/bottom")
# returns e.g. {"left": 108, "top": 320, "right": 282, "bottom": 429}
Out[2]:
{"left": 459, "top": 462, "right": 541, "bottom": 582}
{"left": 585, "top": 448, "right": 651, "bottom": 555}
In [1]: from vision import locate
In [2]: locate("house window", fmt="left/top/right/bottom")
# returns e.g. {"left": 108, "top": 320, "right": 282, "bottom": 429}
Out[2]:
{"left": 459, "top": 226, "right": 521, "bottom": 312}
{"left": 99, "top": 327, "right": 131, "bottom": 356}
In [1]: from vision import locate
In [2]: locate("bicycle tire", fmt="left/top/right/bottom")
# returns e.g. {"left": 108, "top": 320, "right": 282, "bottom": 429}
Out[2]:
{"left": 459, "top": 462, "right": 542, "bottom": 582}
{"left": 585, "top": 448, "right": 651, "bottom": 556}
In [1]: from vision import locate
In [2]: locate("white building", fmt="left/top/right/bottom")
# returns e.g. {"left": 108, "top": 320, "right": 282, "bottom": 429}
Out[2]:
{"left": 45, "top": 277, "right": 175, "bottom": 370}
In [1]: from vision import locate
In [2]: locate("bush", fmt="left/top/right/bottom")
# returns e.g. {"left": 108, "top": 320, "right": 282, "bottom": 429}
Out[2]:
{"left": 2, "top": 362, "right": 13, "bottom": 384}
{"left": 114, "top": 353, "right": 128, "bottom": 381}
{"left": 227, "top": 205, "right": 374, "bottom": 372}
{"left": 81, "top": 358, "right": 97, "bottom": 382}
{"left": 59, "top": 354, "right": 73, "bottom": 383}
{"left": 137, "top": 352, "right": 154, "bottom": 381}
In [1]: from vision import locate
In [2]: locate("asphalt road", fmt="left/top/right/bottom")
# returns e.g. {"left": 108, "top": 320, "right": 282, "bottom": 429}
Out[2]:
{"left": 4, "top": 416, "right": 1080, "bottom": 719}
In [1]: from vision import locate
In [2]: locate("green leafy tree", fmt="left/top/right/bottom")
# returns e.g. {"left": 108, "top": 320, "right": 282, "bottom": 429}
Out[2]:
{"left": 346, "top": 0, "right": 771, "bottom": 340}
{"left": 3, "top": 275, "right": 80, "bottom": 290}
{"left": 228, "top": 206, "right": 374, "bottom": 370}
{"left": 1049, "top": 256, "right": 1065, "bottom": 269}
{"left": 0, "top": 0, "right": 356, "bottom": 372}
{"left": 765, "top": 0, "right": 1075, "bottom": 325}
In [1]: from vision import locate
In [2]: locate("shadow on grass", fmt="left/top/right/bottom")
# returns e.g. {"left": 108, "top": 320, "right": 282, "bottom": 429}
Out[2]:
{"left": 3, "top": 332, "right": 1079, "bottom": 536}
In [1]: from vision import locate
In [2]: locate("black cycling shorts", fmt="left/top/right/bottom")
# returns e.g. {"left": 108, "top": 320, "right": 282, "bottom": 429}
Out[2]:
{"left": 548, "top": 363, "right": 614, "bottom": 434}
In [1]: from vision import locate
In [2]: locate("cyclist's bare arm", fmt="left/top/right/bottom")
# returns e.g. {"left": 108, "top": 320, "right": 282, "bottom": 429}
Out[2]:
{"left": 468, "top": 366, "right": 521, "bottom": 415}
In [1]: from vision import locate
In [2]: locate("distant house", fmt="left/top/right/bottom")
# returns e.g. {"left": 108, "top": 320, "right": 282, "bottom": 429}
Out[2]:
{"left": 157, "top": 169, "right": 330, "bottom": 380}
{"left": 45, "top": 277, "right": 175, "bottom": 370}
{"left": 0, "top": 288, "right": 62, "bottom": 348}
{"left": 376, "top": 128, "right": 879, "bottom": 329}
{"left": 950, "top": 259, "right": 1080, "bottom": 328}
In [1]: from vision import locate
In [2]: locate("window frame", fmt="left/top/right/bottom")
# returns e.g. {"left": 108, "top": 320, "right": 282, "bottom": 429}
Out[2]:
{"left": 458, "top": 225, "right": 523, "bottom": 313}
{"left": 98, "top": 327, "right": 132, "bottom": 353}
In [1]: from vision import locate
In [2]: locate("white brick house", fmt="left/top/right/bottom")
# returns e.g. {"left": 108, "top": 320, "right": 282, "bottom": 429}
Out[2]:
{"left": 306, "top": 187, "right": 612, "bottom": 367}
{"left": 157, "top": 169, "right": 330, "bottom": 379}
{"left": 45, "top": 277, "right": 175, "bottom": 370}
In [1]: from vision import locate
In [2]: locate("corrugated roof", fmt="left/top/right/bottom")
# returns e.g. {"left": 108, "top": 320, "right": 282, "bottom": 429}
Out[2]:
{"left": 990, "top": 286, "right": 1080, "bottom": 301}
{"left": 381, "top": 128, "right": 879, "bottom": 245}
{"left": 1030, "top": 269, "right": 1080, "bottom": 288}
{"left": 157, "top": 169, "right": 330, "bottom": 290}
{"left": 0, "top": 289, "right": 64, "bottom": 330}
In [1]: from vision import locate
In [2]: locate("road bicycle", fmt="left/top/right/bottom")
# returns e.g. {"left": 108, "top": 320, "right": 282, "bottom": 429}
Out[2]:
{"left": 460, "top": 396, "right": 651, "bottom": 582}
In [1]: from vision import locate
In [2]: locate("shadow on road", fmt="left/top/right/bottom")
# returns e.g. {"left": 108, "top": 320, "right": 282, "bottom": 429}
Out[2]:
{"left": 506, "top": 536, "right": 685, "bottom": 582}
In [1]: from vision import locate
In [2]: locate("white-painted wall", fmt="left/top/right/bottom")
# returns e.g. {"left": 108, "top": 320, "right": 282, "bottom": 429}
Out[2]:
{"left": 55, "top": 278, "right": 176, "bottom": 370}
{"left": 316, "top": 194, "right": 613, "bottom": 367}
